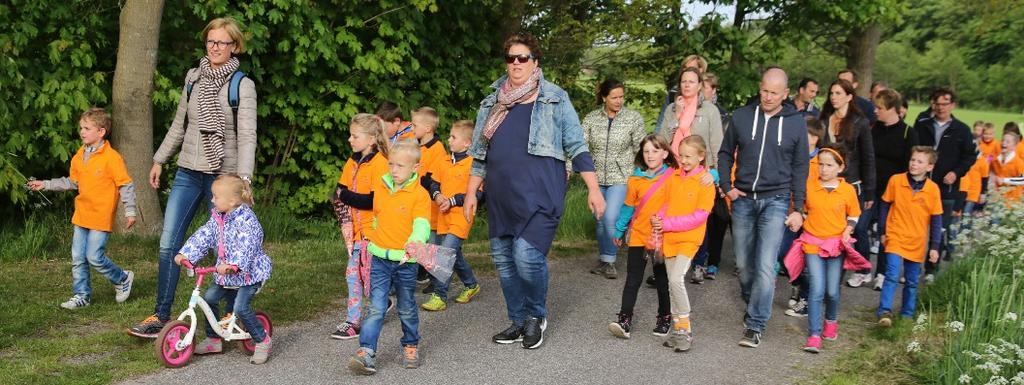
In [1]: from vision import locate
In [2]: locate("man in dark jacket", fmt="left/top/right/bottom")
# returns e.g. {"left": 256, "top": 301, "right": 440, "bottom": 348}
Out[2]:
{"left": 913, "top": 87, "right": 975, "bottom": 283}
{"left": 719, "top": 68, "right": 809, "bottom": 348}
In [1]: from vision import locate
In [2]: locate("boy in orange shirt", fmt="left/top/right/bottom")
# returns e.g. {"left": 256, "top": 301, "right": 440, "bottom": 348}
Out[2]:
{"left": 349, "top": 139, "right": 430, "bottom": 374}
{"left": 421, "top": 121, "right": 482, "bottom": 311}
{"left": 376, "top": 101, "right": 414, "bottom": 145}
{"left": 27, "top": 107, "right": 136, "bottom": 309}
{"left": 876, "top": 146, "right": 944, "bottom": 327}
{"left": 991, "top": 132, "right": 1024, "bottom": 204}
{"left": 411, "top": 107, "right": 448, "bottom": 288}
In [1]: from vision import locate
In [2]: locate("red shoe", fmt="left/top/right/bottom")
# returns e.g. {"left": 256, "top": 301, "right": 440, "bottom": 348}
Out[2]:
{"left": 823, "top": 320, "right": 838, "bottom": 341}
{"left": 803, "top": 335, "right": 822, "bottom": 353}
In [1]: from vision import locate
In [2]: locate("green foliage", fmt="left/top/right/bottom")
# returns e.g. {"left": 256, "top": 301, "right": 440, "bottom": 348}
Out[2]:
{"left": 0, "top": 0, "right": 118, "bottom": 212}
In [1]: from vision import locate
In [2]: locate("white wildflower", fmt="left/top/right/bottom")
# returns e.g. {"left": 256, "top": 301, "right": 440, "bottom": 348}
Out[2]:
{"left": 977, "top": 361, "right": 1003, "bottom": 375}
{"left": 914, "top": 323, "right": 927, "bottom": 332}
{"left": 907, "top": 340, "right": 922, "bottom": 353}
{"left": 947, "top": 320, "right": 965, "bottom": 332}
{"left": 1003, "top": 313, "right": 1019, "bottom": 322}
{"left": 917, "top": 314, "right": 928, "bottom": 325}
{"left": 988, "top": 376, "right": 1008, "bottom": 385}
{"left": 959, "top": 374, "right": 972, "bottom": 384}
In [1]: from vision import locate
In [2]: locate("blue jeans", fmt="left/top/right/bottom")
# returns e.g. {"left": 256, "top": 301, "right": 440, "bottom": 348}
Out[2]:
{"left": 805, "top": 253, "right": 843, "bottom": 336}
{"left": 491, "top": 236, "right": 549, "bottom": 325}
{"left": 731, "top": 194, "right": 789, "bottom": 333}
{"left": 71, "top": 226, "right": 127, "bottom": 298}
{"left": 596, "top": 184, "right": 627, "bottom": 263}
{"left": 877, "top": 253, "right": 923, "bottom": 318}
{"left": 154, "top": 168, "right": 217, "bottom": 320}
{"left": 360, "top": 257, "right": 420, "bottom": 352}
{"left": 203, "top": 281, "right": 266, "bottom": 343}
{"left": 429, "top": 234, "right": 478, "bottom": 301}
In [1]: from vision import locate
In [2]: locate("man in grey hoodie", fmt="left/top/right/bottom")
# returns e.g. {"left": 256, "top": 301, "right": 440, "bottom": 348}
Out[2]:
{"left": 718, "top": 68, "right": 809, "bottom": 348}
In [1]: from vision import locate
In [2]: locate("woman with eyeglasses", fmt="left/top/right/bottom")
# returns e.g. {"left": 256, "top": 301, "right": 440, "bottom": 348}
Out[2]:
{"left": 463, "top": 33, "right": 605, "bottom": 350}
{"left": 129, "top": 17, "right": 258, "bottom": 338}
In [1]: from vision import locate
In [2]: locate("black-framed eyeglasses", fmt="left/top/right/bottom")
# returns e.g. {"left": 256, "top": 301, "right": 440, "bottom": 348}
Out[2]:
{"left": 206, "top": 40, "right": 236, "bottom": 49}
{"left": 505, "top": 54, "right": 534, "bottom": 64}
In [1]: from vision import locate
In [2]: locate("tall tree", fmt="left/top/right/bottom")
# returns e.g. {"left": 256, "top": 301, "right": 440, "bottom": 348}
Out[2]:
{"left": 111, "top": 0, "right": 165, "bottom": 234}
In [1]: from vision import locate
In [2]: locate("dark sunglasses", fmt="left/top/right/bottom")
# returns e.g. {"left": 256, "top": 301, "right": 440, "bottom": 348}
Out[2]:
{"left": 505, "top": 54, "right": 535, "bottom": 64}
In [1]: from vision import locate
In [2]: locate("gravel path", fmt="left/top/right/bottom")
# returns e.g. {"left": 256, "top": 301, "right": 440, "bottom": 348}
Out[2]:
{"left": 121, "top": 242, "right": 883, "bottom": 385}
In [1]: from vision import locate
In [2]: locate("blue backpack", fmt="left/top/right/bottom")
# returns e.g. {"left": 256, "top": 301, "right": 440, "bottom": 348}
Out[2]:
{"left": 185, "top": 70, "right": 247, "bottom": 127}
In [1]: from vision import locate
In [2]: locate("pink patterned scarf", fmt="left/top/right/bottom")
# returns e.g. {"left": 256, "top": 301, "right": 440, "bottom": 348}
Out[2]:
{"left": 481, "top": 68, "right": 543, "bottom": 141}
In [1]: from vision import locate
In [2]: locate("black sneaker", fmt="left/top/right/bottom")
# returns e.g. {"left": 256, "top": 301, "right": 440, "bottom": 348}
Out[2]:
{"left": 652, "top": 314, "right": 672, "bottom": 337}
{"left": 645, "top": 274, "right": 657, "bottom": 287}
{"left": 416, "top": 268, "right": 430, "bottom": 284}
{"left": 492, "top": 323, "right": 524, "bottom": 344}
{"left": 738, "top": 328, "right": 761, "bottom": 348}
{"left": 690, "top": 265, "right": 705, "bottom": 284}
{"left": 127, "top": 314, "right": 166, "bottom": 338}
{"left": 608, "top": 313, "right": 632, "bottom": 339}
{"left": 421, "top": 282, "right": 435, "bottom": 294}
{"left": 522, "top": 316, "right": 547, "bottom": 349}
{"left": 784, "top": 298, "right": 808, "bottom": 318}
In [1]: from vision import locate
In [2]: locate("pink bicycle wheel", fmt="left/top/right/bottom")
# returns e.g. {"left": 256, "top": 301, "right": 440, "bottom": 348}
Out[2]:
{"left": 240, "top": 312, "right": 274, "bottom": 354}
{"left": 154, "top": 320, "right": 193, "bottom": 368}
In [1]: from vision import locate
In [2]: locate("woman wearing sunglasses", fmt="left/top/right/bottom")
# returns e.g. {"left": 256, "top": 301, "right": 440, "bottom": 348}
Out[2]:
{"left": 129, "top": 17, "right": 257, "bottom": 338}
{"left": 463, "top": 32, "right": 605, "bottom": 350}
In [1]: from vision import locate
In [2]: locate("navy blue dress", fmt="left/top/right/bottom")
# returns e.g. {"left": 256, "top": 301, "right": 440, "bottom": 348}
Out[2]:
{"left": 485, "top": 103, "right": 593, "bottom": 255}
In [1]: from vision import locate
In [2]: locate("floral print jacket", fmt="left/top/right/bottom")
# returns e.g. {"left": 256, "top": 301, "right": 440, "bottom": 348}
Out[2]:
{"left": 180, "top": 204, "right": 272, "bottom": 287}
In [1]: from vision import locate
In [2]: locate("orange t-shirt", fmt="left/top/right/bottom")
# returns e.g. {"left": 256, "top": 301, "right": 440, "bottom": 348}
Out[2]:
{"left": 69, "top": 143, "right": 133, "bottom": 232}
{"left": 959, "top": 158, "right": 985, "bottom": 203}
{"left": 437, "top": 155, "right": 475, "bottom": 239}
{"left": 338, "top": 152, "right": 388, "bottom": 240}
{"left": 418, "top": 137, "right": 449, "bottom": 229}
{"left": 622, "top": 169, "right": 672, "bottom": 247}
{"left": 662, "top": 168, "right": 716, "bottom": 258}
{"left": 368, "top": 174, "right": 431, "bottom": 250}
{"left": 881, "top": 173, "right": 944, "bottom": 262}
{"left": 390, "top": 122, "right": 415, "bottom": 145}
{"left": 801, "top": 179, "right": 861, "bottom": 254}
{"left": 991, "top": 152, "right": 1024, "bottom": 202}
{"left": 978, "top": 139, "right": 1000, "bottom": 162}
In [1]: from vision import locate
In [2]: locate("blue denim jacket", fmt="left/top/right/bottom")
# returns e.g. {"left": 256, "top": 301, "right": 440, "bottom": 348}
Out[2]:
{"left": 468, "top": 74, "right": 589, "bottom": 178}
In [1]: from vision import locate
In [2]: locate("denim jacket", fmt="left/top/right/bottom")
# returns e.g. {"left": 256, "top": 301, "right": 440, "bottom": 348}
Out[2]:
{"left": 469, "top": 74, "right": 589, "bottom": 178}
{"left": 179, "top": 204, "right": 272, "bottom": 287}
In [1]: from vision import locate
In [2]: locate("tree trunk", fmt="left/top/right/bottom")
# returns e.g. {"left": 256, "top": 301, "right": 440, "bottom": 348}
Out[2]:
{"left": 844, "top": 23, "right": 881, "bottom": 97}
{"left": 111, "top": 0, "right": 165, "bottom": 235}
{"left": 728, "top": 0, "right": 749, "bottom": 67}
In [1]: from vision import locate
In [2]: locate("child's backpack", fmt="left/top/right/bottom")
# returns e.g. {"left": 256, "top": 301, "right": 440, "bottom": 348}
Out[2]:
{"left": 185, "top": 70, "right": 248, "bottom": 128}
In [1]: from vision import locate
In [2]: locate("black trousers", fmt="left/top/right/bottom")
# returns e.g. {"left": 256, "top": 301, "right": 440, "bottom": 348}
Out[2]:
{"left": 620, "top": 246, "right": 670, "bottom": 317}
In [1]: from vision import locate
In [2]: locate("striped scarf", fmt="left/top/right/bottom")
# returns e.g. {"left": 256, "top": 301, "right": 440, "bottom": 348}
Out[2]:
{"left": 196, "top": 56, "right": 240, "bottom": 170}
{"left": 481, "top": 68, "right": 543, "bottom": 142}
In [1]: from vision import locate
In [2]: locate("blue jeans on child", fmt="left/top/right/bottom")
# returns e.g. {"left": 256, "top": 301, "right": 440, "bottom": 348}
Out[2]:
{"left": 731, "top": 194, "right": 789, "bottom": 333}
{"left": 154, "top": 168, "right": 217, "bottom": 321}
{"left": 805, "top": 253, "right": 844, "bottom": 336}
{"left": 429, "top": 234, "right": 478, "bottom": 302}
{"left": 596, "top": 184, "right": 627, "bottom": 263}
{"left": 71, "top": 225, "right": 128, "bottom": 299}
{"left": 877, "top": 253, "right": 923, "bottom": 318}
{"left": 491, "top": 236, "right": 549, "bottom": 326}
{"left": 203, "top": 281, "right": 266, "bottom": 343}
{"left": 360, "top": 257, "right": 420, "bottom": 352}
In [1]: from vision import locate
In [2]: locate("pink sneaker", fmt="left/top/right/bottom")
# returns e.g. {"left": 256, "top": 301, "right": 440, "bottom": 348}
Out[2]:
{"left": 823, "top": 320, "right": 838, "bottom": 341}
{"left": 803, "top": 335, "right": 822, "bottom": 353}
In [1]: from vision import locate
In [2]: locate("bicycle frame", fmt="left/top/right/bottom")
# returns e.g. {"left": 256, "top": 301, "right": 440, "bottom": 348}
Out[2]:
{"left": 172, "top": 264, "right": 253, "bottom": 351}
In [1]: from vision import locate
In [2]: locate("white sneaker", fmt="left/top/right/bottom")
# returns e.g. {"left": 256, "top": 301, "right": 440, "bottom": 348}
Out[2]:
{"left": 846, "top": 273, "right": 872, "bottom": 288}
{"left": 60, "top": 294, "right": 90, "bottom": 309}
{"left": 115, "top": 271, "right": 134, "bottom": 303}
{"left": 873, "top": 274, "right": 885, "bottom": 291}
{"left": 923, "top": 274, "right": 935, "bottom": 285}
